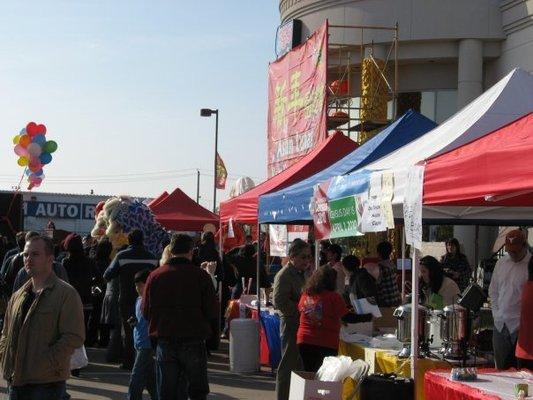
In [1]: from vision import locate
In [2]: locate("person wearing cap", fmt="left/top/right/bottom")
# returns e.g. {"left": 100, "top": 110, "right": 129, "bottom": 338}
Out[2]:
{"left": 489, "top": 229, "right": 531, "bottom": 369}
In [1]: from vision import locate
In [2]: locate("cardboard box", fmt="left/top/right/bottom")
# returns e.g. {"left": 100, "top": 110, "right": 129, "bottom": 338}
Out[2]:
{"left": 289, "top": 371, "right": 343, "bottom": 400}
{"left": 374, "top": 307, "right": 397, "bottom": 329}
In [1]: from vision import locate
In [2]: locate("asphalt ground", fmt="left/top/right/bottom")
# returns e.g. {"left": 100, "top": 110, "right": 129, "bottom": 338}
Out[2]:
{"left": 0, "top": 341, "right": 276, "bottom": 400}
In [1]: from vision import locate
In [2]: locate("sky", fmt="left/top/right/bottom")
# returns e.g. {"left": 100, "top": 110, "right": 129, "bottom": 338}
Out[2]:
{"left": 0, "top": 1, "right": 280, "bottom": 210}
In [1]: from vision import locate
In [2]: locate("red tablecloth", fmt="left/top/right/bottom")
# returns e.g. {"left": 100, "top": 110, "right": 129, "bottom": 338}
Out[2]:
{"left": 425, "top": 369, "right": 531, "bottom": 400}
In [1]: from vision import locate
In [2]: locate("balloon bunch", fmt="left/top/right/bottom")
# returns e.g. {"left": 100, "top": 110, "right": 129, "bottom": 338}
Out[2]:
{"left": 13, "top": 122, "right": 58, "bottom": 190}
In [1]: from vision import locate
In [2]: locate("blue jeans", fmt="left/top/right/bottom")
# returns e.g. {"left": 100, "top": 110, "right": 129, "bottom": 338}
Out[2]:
{"left": 128, "top": 348, "right": 157, "bottom": 400}
{"left": 156, "top": 339, "right": 209, "bottom": 400}
{"left": 9, "top": 381, "right": 66, "bottom": 400}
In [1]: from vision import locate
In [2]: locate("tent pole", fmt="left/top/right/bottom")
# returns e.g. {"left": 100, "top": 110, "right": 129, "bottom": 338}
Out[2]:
{"left": 315, "top": 239, "right": 320, "bottom": 270}
{"left": 401, "top": 226, "right": 406, "bottom": 303}
{"left": 474, "top": 225, "right": 479, "bottom": 283}
{"left": 257, "top": 222, "right": 262, "bottom": 314}
{"left": 410, "top": 248, "right": 419, "bottom": 382}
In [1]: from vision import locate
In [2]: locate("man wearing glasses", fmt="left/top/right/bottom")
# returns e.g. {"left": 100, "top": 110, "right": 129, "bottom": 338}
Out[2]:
{"left": 273, "top": 239, "right": 311, "bottom": 400}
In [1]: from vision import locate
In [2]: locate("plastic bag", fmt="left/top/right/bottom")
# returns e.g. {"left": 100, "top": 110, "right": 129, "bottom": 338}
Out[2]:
{"left": 316, "top": 355, "right": 369, "bottom": 382}
{"left": 70, "top": 346, "right": 89, "bottom": 370}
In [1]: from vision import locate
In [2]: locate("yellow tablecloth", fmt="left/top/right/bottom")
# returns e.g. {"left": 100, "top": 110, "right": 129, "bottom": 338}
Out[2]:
{"left": 339, "top": 340, "right": 450, "bottom": 400}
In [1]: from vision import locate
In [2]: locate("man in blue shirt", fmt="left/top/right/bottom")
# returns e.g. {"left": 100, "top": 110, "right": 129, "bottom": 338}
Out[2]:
{"left": 127, "top": 269, "right": 156, "bottom": 400}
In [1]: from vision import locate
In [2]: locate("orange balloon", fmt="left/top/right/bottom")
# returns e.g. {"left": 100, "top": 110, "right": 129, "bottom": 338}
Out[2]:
{"left": 19, "top": 135, "right": 31, "bottom": 148}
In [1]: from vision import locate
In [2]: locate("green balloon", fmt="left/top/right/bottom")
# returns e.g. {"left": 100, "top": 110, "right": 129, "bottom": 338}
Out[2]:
{"left": 43, "top": 140, "right": 58, "bottom": 153}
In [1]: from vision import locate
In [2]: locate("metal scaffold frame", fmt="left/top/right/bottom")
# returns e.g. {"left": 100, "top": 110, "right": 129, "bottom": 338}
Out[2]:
{"left": 327, "top": 23, "right": 399, "bottom": 143}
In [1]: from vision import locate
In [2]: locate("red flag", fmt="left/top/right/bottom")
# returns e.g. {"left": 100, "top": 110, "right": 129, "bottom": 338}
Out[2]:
{"left": 215, "top": 152, "right": 227, "bottom": 189}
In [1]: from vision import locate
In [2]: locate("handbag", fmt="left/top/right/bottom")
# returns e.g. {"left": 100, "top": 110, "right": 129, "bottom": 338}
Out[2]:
{"left": 70, "top": 346, "right": 89, "bottom": 370}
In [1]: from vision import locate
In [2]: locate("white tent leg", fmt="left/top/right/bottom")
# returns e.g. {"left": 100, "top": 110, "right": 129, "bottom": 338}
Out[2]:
{"left": 410, "top": 248, "right": 419, "bottom": 385}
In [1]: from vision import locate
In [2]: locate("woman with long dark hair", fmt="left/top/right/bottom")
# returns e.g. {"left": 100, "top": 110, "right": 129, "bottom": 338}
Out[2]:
{"left": 420, "top": 256, "right": 461, "bottom": 309}
{"left": 441, "top": 238, "right": 471, "bottom": 292}
{"left": 297, "top": 266, "right": 369, "bottom": 372}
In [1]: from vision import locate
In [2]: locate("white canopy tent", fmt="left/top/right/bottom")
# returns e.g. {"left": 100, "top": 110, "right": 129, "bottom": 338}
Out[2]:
{"left": 345, "top": 68, "right": 533, "bottom": 223}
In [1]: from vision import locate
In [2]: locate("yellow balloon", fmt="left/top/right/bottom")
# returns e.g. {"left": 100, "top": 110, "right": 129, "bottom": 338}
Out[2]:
{"left": 17, "top": 156, "right": 28, "bottom": 166}
{"left": 12, "top": 135, "right": 20, "bottom": 145}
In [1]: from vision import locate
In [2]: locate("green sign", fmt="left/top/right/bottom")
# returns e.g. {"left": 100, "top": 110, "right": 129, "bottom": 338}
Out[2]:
{"left": 328, "top": 195, "right": 361, "bottom": 238}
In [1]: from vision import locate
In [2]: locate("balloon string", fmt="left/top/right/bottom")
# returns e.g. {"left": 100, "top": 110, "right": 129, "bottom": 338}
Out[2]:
{"left": 6, "top": 168, "right": 27, "bottom": 217}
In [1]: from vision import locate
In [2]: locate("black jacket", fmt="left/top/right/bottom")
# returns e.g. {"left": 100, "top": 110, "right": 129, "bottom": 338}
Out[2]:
{"left": 103, "top": 245, "right": 158, "bottom": 317}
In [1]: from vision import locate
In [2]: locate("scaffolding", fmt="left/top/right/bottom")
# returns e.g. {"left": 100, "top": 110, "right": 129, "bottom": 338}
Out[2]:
{"left": 327, "top": 23, "right": 399, "bottom": 144}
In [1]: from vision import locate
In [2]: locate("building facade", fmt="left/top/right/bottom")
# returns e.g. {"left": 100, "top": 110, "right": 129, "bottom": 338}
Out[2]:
{"left": 277, "top": 0, "right": 533, "bottom": 262}
{"left": 279, "top": 0, "right": 532, "bottom": 117}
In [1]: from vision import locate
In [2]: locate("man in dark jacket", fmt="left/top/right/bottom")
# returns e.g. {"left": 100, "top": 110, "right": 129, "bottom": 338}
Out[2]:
{"left": 143, "top": 233, "right": 216, "bottom": 400}
{"left": 104, "top": 229, "right": 158, "bottom": 369}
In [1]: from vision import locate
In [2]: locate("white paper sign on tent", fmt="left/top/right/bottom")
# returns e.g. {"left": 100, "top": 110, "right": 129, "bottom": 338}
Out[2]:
{"left": 403, "top": 166, "right": 424, "bottom": 250}
{"left": 269, "top": 225, "right": 309, "bottom": 257}
{"left": 269, "top": 224, "right": 288, "bottom": 257}
{"left": 361, "top": 173, "right": 387, "bottom": 232}
{"left": 381, "top": 172, "right": 395, "bottom": 229}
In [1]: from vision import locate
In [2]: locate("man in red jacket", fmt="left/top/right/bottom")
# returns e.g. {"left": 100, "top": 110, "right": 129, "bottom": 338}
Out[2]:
{"left": 142, "top": 233, "right": 216, "bottom": 400}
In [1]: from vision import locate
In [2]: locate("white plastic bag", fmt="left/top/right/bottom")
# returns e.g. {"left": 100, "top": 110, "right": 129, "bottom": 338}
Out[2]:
{"left": 316, "top": 355, "right": 369, "bottom": 382}
{"left": 70, "top": 346, "right": 89, "bottom": 370}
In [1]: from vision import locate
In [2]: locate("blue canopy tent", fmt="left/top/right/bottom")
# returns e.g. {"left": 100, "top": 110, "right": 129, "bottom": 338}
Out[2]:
{"left": 258, "top": 110, "right": 437, "bottom": 224}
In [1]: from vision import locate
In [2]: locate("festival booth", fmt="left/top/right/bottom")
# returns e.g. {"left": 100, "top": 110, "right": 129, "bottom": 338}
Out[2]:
{"left": 220, "top": 131, "right": 358, "bottom": 370}
{"left": 311, "top": 69, "right": 533, "bottom": 400}
{"left": 149, "top": 187, "right": 219, "bottom": 232}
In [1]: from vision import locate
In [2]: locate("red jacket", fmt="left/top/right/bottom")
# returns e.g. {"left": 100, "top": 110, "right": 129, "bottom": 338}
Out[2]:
{"left": 142, "top": 257, "right": 216, "bottom": 340}
{"left": 516, "top": 281, "right": 533, "bottom": 360}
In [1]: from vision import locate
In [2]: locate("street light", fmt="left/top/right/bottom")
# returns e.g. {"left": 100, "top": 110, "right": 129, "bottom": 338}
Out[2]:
{"left": 200, "top": 108, "right": 219, "bottom": 213}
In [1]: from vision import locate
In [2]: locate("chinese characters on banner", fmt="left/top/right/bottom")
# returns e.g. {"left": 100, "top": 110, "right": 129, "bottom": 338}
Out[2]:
{"left": 267, "top": 21, "right": 328, "bottom": 178}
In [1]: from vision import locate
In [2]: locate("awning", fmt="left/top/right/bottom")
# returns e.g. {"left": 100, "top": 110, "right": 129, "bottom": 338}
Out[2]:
{"left": 150, "top": 188, "right": 219, "bottom": 231}
{"left": 219, "top": 131, "right": 359, "bottom": 224}
{"left": 258, "top": 110, "right": 436, "bottom": 224}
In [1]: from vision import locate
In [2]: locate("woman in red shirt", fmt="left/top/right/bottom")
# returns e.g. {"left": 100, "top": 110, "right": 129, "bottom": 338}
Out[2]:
{"left": 516, "top": 256, "right": 533, "bottom": 370}
{"left": 297, "top": 266, "right": 367, "bottom": 372}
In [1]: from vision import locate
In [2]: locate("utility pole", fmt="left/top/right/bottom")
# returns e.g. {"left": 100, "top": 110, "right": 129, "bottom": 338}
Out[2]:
{"left": 196, "top": 169, "right": 201, "bottom": 204}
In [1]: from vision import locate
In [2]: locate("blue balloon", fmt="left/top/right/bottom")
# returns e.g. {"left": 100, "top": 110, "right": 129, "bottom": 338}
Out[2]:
{"left": 39, "top": 152, "right": 52, "bottom": 165}
{"left": 33, "top": 135, "right": 46, "bottom": 145}
{"left": 35, "top": 169, "right": 44, "bottom": 176}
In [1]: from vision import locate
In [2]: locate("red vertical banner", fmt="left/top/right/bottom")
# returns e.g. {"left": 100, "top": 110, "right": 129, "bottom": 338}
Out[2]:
{"left": 215, "top": 152, "right": 227, "bottom": 189}
{"left": 267, "top": 21, "right": 328, "bottom": 178}
{"left": 310, "top": 180, "right": 332, "bottom": 240}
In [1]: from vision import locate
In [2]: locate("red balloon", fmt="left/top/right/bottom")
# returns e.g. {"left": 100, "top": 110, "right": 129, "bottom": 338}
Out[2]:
{"left": 36, "top": 124, "right": 47, "bottom": 135}
{"left": 26, "top": 122, "right": 38, "bottom": 137}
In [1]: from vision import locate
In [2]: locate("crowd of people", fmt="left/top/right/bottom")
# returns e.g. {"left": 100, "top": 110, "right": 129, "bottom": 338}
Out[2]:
{"left": 0, "top": 228, "right": 531, "bottom": 400}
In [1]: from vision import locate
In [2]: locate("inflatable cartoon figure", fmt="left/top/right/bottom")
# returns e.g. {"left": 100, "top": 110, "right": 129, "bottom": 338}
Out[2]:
{"left": 91, "top": 196, "right": 168, "bottom": 256}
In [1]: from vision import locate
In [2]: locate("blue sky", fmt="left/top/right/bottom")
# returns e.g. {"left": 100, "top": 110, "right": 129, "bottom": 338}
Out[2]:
{"left": 0, "top": 1, "right": 279, "bottom": 209}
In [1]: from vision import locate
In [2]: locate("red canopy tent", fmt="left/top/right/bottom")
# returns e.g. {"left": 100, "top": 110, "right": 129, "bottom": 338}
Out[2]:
{"left": 219, "top": 131, "right": 359, "bottom": 224}
{"left": 149, "top": 188, "right": 219, "bottom": 231}
{"left": 424, "top": 113, "right": 533, "bottom": 207}
{"left": 148, "top": 191, "right": 169, "bottom": 208}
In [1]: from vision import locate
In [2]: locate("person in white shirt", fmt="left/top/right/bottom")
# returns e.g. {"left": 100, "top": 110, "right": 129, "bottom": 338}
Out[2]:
{"left": 323, "top": 244, "right": 346, "bottom": 295}
{"left": 489, "top": 229, "right": 530, "bottom": 370}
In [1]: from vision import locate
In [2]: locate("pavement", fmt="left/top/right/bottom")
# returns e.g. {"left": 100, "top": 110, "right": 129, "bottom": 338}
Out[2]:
{"left": 0, "top": 341, "right": 276, "bottom": 399}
